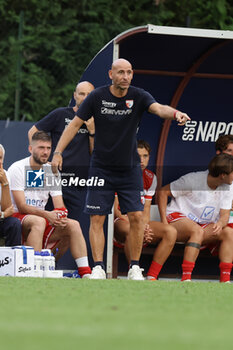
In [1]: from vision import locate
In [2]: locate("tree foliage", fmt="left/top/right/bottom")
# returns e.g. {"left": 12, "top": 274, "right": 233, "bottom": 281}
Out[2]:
{"left": 0, "top": 0, "right": 232, "bottom": 121}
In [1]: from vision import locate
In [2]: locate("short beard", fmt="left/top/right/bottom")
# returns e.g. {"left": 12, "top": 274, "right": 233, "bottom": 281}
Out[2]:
{"left": 32, "top": 154, "right": 47, "bottom": 165}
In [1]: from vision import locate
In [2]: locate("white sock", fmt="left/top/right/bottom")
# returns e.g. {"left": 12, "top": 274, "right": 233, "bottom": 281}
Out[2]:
{"left": 75, "top": 256, "right": 89, "bottom": 267}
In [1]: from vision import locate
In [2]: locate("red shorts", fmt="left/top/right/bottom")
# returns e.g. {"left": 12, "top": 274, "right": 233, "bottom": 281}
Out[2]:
{"left": 13, "top": 213, "right": 59, "bottom": 250}
{"left": 166, "top": 212, "right": 186, "bottom": 223}
{"left": 166, "top": 212, "right": 210, "bottom": 229}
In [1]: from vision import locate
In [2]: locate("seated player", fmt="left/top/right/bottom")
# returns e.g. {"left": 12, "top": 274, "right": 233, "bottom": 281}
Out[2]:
{"left": 8, "top": 131, "right": 91, "bottom": 278}
{"left": 215, "top": 134, "right": 233, "bottom": 156}
{"left": 114, "top": 140, "right": 177, "bottom": 279}
{"left": 213, "top": 134, "right": 233, "bottom": 267}
{"left": 0, "top": 144, "right": 21, "bottom": 246}
{"left": 157, "top": 153, "right": 233, "bottom": 283}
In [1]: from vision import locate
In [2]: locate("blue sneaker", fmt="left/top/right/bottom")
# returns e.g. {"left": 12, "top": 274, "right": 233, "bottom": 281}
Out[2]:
{"left": 63, "top": 271, "right": 81, "bottom": 278}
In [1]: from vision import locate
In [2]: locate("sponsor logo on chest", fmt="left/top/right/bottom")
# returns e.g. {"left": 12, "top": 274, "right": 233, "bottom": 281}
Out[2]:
{"left": 65, "top": 118, "right": 87, "bottom": 133}
{"left": 102, "top": 100, "right": 117, "bottom": 108}
{"left": 125, "top": 100, "right": 134, "bottom": 108}
{"left": 100, "top": 100, "right": 134, "bottom": 117}
{"left": 65, "top": 117, "right": 72, "bottom": 125}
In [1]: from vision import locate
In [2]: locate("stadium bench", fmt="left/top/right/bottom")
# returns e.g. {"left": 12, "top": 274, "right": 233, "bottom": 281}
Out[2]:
{"left": 107, "top": 205, "right": 220, "bottom": 280}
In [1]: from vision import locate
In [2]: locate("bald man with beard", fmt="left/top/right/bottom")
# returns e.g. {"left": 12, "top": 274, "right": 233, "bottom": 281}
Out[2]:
{"left": 28, "top": 81, "right": 95, "bottom": 221}
{"left": 28, "top": 81, "right": 95, "bottom": 272}
{"left": 51, "top": 58, "right": 190, "bottom": 280}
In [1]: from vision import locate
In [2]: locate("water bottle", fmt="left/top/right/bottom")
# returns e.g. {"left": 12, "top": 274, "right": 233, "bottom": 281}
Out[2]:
{"left": 34, "top": 251, "right": 40, "bottom": 271}
{"left": 34, "top": 251, "right": 43, "bottom": 277}
{"left": 50, "top": 253, "right": 55, "bottom": 271}
{"left": 41, "top": 251, "right": 51, "bottom": 274}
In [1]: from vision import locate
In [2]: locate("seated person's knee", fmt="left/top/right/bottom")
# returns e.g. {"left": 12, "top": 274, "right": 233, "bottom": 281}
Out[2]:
{"left": 165, "top": 225, "right": 177, "bottom": 243}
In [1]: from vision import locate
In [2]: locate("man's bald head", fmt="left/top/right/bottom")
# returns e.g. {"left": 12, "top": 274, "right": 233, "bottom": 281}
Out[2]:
{"left": 74, "top": 81, "right": 95, "bottom": 108}
{"left": 75, "top": 81, "right": 95, "bottom": 92}
{"left": 111, "top": 58, "right": 132, "bottom": 71}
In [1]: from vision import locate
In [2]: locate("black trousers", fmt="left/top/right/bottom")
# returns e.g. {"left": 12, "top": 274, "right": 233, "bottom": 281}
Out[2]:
{"left": 0, "top": 217, "right": 22, "bottom": 246}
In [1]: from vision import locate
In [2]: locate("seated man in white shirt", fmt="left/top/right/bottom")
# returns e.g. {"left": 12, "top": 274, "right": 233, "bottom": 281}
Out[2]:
{"left": 157, "top": 153, "right": 233, "bottom": 283}
{"left": 8, "top": 131, "right": 91, "bottom": 278}
{"left": 0, "top": 144, "right": 21, "bottom": 246}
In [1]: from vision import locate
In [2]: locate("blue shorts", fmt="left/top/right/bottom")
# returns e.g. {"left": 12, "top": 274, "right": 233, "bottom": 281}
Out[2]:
{"left": 84, "top": 165, "right": 144, "bottom": 215}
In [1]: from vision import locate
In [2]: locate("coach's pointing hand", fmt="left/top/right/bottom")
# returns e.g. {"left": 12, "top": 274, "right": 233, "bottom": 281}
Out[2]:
{"left": 174, "top": 111, "right": 191, "bottom": 126}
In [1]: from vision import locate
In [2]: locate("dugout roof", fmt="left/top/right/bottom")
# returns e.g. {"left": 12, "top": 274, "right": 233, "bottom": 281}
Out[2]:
{"left": 79, "top": 24, "right": 233, "bottom": 188}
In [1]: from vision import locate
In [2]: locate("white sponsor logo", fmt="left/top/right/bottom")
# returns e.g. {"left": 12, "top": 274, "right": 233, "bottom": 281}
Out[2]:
{"left": 65, "top": 118, "right": 72, "bottom": 125}
{"left": 86, "top": 205, "right": 101, "bottom": 210}
{"left": 101, "top": 107, "right": 132, "bottom": 116}
{"left": 102, "top": 100, "right": 116, "bottom": 108}
{"left": 78, "top": 128, "right": 88, "bottom": 134}
{"left": 182, "top": 121, "right": 233, "bottom": 142}
{"left": 65, "top": 118, "right": 88, "bottom": 133}
{"left": 126, "top": 100, "right": 134, "bottom": 108}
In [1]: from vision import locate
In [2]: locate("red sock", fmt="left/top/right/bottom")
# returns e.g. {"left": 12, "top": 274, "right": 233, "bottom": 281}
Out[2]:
{"left": 181, "top": 260, "right": 195, "bottom": 281}
{"left": 219, "top": 262, "right": 233, "bottom": 283}
{"left": 78, "top": 266, "right": 91, "bottom": 278}
{"left": 147, "top": 261, "right": 163, "bottom": 280}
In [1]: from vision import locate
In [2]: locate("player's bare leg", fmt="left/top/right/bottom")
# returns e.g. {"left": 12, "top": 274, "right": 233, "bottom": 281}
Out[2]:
{"left": 127, "top": 211, "right": 144, "bottom": 261}
{"left": 170, "top": 219, "right": 204, "bottom": 281}
{"left": 123, "top": 237, "right": 131, "bottom": 264}
{"left": 218, "top": 227, "right": 233, "bottom": 263}
{"left": 49, "top": 219, "right": 91, "bottom": 278}
{"left": 147, "top": 222, "right": 177, "bottom": 280}
{"left": 171, "top": 219, "right": 204, "bottom": 262}
{"left": 89, "top": 215, "right": 107, "bottom": 279}
{"left": 52, "top": 236, "right": 70, "bottom": 261}
{"left": 52, "top": 219, "right": 88, "bottom": 257}
{"left": 114, "top": 218, "right": 129, "bottom": 244}
{"left": 150, "top": 222, "right": 177, "bottom": 264}
{"left": 22, "top": 215, "right": 46, "bottom": 251}
{"left": 114, "top": 218, "right": 130, "bottom": 262}
{"left": 89, "top": 215, "right": 106, "bottom": 262}
{"left": 203, "top": 225, "right": 233, "bottom": 282}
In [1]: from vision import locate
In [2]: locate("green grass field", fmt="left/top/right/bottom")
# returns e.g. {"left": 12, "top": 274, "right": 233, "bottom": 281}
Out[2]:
{"left": 1, "top": 277, "right": 233, "bottom": 350}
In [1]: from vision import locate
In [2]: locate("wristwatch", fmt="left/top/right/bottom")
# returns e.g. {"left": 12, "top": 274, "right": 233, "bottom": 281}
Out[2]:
{"left": 0, "top": 211, "right": 4, "bottom": 222}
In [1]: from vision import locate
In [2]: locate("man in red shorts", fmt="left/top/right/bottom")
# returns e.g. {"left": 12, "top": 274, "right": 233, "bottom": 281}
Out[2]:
{"left": 8, "top": 131, "right": 91, "bottom": 278}
{"left": 157, "top": 153, "right": 233, "bottom": 283}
